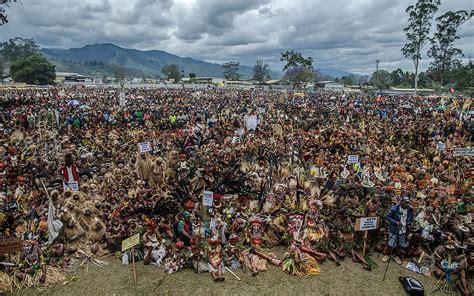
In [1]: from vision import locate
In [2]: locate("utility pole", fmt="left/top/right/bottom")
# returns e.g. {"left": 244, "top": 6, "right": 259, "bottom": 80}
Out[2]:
{"left": 375, "top": 59, "right": 380, "bottom": 88}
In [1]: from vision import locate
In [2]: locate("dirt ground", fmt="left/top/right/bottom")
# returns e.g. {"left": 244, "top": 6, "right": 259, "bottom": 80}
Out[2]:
{"left": 12, "top": 249, "right": 444, "bottom": 296}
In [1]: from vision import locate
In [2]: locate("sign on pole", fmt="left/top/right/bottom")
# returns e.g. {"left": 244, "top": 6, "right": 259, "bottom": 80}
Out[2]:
{"left": 202, "top": 190, "right": 214, "bottom": 207}
{"left": 138, "top": 142, "right": 151, "bottom": 153}
{"left": 122, "top": 233, "right": 140, "bottom": 252}
{"left": 121, "top": 234, "right": 139, "bottom": 284}
{"left": 355, "top": 217, "right": 380, "bottom": 231}
{"left": 65, "top": 181, "right": 79, "bottom": 192}
{"left": 355, "top": 217, "right": 379, "bottom": 256}
{"left": 453, "top": 147, "right": 473, "bottom": 156}
{"left": 347, "top": 155, "right": 359, "bottom": 164}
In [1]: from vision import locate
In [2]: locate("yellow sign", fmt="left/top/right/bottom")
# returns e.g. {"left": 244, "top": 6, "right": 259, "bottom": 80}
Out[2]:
{"left": 122, "top": 234, "right": 140, "bottom": 252}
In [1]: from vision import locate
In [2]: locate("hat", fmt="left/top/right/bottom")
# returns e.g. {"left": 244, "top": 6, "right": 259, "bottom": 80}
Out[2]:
{"left": 183, "top": 211, "right": 191, "bottom": 219}
{"left": 401, "top": 196, "right": 410, "bottom": 203}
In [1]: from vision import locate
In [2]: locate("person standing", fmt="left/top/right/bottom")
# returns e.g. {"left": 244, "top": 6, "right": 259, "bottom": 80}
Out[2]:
{"left": 61, "top": 153, "right": 79, "bottom": 191}
{"left": 382, "top": 196, "right": 413, "bottom": 264}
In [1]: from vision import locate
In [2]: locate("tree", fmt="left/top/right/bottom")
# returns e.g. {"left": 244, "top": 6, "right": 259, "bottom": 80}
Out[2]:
{"left": 401, "top": 0, "right": 440, "bottom": 95}
{"left": 10, "top": 54, "right": 55, "bottom": 85}
{"left": 280, "top": 50, "right": 313, "bottom": 71}
{"left": 280, "top": 50, "right": 314, "bottom": 89}
{"left": 0, "top": 55, "right": 6, "bottom": 84}
{"left": 222, "top": 62, "right": 240, "bottom": 80}
{"left": 252, "top": 60, "right": 271, "bottom": 84}
{"left": 369, "top": 70, "right": 392, "bottom": 89}
{"left": 111, "top": 64, "right": 125, "bottom": 82}
{"left": 390, "top": 68, "right": 405, "bottom": 86}
{"left": 0, "top": 1, "right": 20, "bottom": 25}
{"left": 161, "top": 64, "right": 181, "bottom": 82}
{"left": 448, "top": 61, "right": 474, "bottom": 92}
{"left": 101, "top": 74, "right": 109, "bottom": 84}
{"left": 428, "top": 10, "right": 473, "bottom": 85}
{"left": 0, "top": 37, "right": 39, "bottom": 62}
{"left": 341, "top": 75, "right": 356, "bottom": 86}
{"left": 285, "top": 66, "right": 315, "bottom": 89}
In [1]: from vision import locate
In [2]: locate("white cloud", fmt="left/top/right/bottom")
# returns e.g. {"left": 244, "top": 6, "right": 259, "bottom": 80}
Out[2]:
{"left": 1, "top": 0, "right": 473, "bottom": 74}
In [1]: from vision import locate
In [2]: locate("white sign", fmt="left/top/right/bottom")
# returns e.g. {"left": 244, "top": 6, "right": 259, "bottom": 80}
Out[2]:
{"left": 64, "top": 181, "right": 79, "bottom": 192}
{"left": 436, "top": 142, "right": 445, "bottom": 151}
{"left": 202, "top": 191, "right": 214, "bottom": 207}
{"left": 355, "top": 217, "right": 379, "bottom": 231}
{"left": 454, "top": 147, "right": 473, "bottom": 156}
{"left": 347, "top": 155, "right": 359, "bottom": 164}
{"left": 138, "top": 142, "right": 151, "bottom": 153}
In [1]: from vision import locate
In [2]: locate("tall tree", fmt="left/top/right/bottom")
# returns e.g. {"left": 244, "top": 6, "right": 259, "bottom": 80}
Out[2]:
{"left": 428, "top": 10, "right": 473, "bottom": 85}
{"left": 280, "top": 50, "right": 314, "bottom": 89}
{"left": 401, "top": 0, "right": 440, "bottom": 95}
{"left": 252, "top": 60, "right": 271, "bottom": 84}
{"left": 111, "top": 64, "right": 125, "bottom": 82}
{"left": 0, "top": 55, "right": 6, "bottom": 84}
{"left": 222, "top": 62, "right": 240, "bottom": 80}
{"left": 0, "top": 0, "right": 20, "bottom": 25}
{"left": 161, "top": 64, "right": 181, "bottom": 82}
{"left": 448, "top": 60, "right": 474, "bottom": 92}
{"left": 280, "top": 50, "right": 313, "bottom": 71}
{"left": 390, "top": 68, "right": 405, "bottom": 86}
{"left": 370, "top": 70, "right": 392, "bottom": 89}
{"left": 341, "top": 75, "right": 356, "bottom": 86}
{"left": 0, "top": 37, "right": 39, "bottom": 62}
{"left": 10, "top": 54, "right": 56, "bottom": 85}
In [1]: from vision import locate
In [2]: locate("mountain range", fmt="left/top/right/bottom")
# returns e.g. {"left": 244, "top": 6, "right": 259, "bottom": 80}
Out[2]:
{"left": 40, "top": 43, "right": 361, "bottom": 80}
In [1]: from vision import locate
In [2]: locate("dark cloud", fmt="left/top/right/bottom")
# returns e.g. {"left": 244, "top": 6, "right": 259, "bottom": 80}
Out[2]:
{"left": 1, "top": 0, "right": 473, "bottom": 74}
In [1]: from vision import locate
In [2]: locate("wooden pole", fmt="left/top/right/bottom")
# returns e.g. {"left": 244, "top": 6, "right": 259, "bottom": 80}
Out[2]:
{"left": 362, "top": 230, "right": 368, "bottom": 257}
{"left": 131, "top": 247, "right": 137, "bottom": 283}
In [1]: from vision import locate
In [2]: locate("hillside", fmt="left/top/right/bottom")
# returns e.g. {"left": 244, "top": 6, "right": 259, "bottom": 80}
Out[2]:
{"left": 41, "top": 43, "right": 278, "bottom": 79}
{"left": 40, "top": 43, "right": 365, "bottom": 80}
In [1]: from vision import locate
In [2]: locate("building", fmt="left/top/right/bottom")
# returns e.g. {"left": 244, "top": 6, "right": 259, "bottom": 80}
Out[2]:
{"left": 314, "top": 81, "right": 344, "bottom": 91}
{"left": 55, "top": 72, "right": 93, "bottom": 83}
{"left": 262, "top": 79, "right": 291, "bottom": 90}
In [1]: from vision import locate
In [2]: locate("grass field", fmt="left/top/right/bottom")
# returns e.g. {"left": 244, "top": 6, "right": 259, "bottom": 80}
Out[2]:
{"left": 15, "top": 250, "right": 441, "bottom": 296}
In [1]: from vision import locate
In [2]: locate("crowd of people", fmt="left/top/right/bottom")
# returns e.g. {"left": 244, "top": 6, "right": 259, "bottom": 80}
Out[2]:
{"left": 0, "top": 86, "right": 472, "bottom": 294}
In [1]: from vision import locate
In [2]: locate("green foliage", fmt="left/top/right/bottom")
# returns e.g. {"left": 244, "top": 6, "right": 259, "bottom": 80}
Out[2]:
{"left": 0, "top": 1, "right": 20, "bottom": 26}
{"left": 340, "top": 75, "right": 356, "bottom": 86}
{"left": 369, "top": 70, "right": 392, "bottom": 89}
{"left": 161, "top": 64, "right": 181, "bottom": 81}
{"left": 0, "top": 55, "right": 6, "bottom": 83}
{"left": 10, "top": 54, "right": 56, "bottom": 85}
{"left": 428, "top": 10, "right": 473, "bottom": 84}
{"left": 281, "top": 50, "right": 314, "bottom": 89}
{"left": 280, "top": 50, "right": 313, "bottom": 71}
{"left": 252, "top": 60, "right": 271, "bottom": 84}
{"left": 448, "top": 61, "right": 474, "bottom": 92}
{"left": 0, "top": 37, "right": 39, "bottom": 62}
{"left": 111, "top": 64, "right": 125, "bottom": 82}
{"left": 222, "top": 62, "right": 240, "bottom": 80}
{"left": 401, "top": 0, "right": 440, "bottom": 93}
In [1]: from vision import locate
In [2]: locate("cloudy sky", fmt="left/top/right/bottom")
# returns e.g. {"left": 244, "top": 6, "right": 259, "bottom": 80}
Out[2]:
{"left": 2, "top": 0, "right": 473, "bottom": 74}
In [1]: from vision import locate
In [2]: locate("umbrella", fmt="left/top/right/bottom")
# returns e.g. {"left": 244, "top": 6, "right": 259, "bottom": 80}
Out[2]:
{"left": 79, "top": 105, "right": 91, "bottom": 110}
{"left": 67, "top": 100, "right": 81, "bottom": 106}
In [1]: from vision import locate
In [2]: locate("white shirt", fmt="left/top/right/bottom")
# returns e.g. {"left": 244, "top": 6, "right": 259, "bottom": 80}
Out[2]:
{"left": 66, "top": 166, "right": 74, "bottom": 183}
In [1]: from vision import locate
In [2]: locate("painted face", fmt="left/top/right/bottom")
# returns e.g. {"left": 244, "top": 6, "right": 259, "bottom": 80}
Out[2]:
{"left": 250, "top": 222, "right": 263, "bottom": 246}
